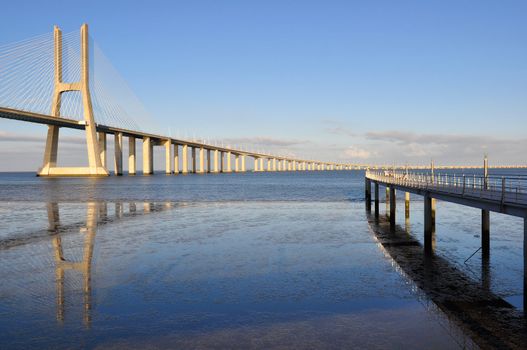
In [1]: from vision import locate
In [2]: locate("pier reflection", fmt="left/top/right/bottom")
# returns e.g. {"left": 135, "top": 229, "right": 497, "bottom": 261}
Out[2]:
{"left": 45, "top": 200, "right": 175, "bottom": 328}
{"left": 367, "top": 214, "right": 526, "bottom": 349}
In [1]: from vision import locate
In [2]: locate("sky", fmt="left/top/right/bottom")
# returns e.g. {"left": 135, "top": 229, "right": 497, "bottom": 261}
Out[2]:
{"left": 0, "top": 0, "right": 526, "bottom": 170}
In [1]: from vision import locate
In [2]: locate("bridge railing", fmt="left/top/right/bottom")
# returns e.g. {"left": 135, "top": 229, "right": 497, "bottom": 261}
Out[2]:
{"left": 365, "top": 170, "right": 527, "bottom": 206}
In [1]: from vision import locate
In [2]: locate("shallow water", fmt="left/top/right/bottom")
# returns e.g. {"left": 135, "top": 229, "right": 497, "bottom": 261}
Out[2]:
{"left": 0, "top": 171, "right": 524, "bottom": 349}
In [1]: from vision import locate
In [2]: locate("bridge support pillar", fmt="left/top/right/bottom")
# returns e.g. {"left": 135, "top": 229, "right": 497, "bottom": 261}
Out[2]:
{"left": 213, "top": 150, "right": 219, "bottom": 173}
{"left": 191, "top": 147, "right": 197, "bottom": 173}
{"left": 389, "top": 187, "right": 396, "bottom": 229}
{"left": 226, "top": 152, "right": 232, "bottom": 172}
{"left": 254, "top": 158, "right": 259, "bottom": 172}
{"left": 114, "top": 132, "right": 123, "bottom": 176}
{"left": 220, "top": 152, "right": 225, "bottom": 172}
{"left": 37, "top": 25, "right": 108, "bottom": 177}
{"left": 206, "top": 149, "right": 211, "bottom": 173}
{"left": 128, "top": 137, "right": 136, "bottom": 175}
{"left": 234, "top": 154, "right": 239, "bottom": 172}
{"left": 365, "top": 178, "right": 371, "bottom": 211}
{"left": 173, "top": 144, "right": 179, "bottom": 174}
{"left": 424, "top": 194, "right": 435, "bottom": 254}
{"left": 405, "top": 192, "right": 410, "bottom": 219}
{"left": 198, "top": 147, "right": 205, "bottom": 174}
{"left": 260, "top": 158, "right": 265, "bottom": 171}
{"left": 182, "top": 145, "right": 188, "bottom": 174}
{"left": 241, "top": 155, "right": 246, "bottom": 172}
{"left": 482, "top": 210, "right": 490, "bottom": 258}
{"left": 98, "top": 132, "right": 107, "bottom": 169}
{"left": 142, "top": 137, "right": 153, "bottom": 175}
{"left": 374, "top": 182, "right": 379, "bottom": 219}
{"left": 164, "top": 140, "right": 172, "bottom": 174}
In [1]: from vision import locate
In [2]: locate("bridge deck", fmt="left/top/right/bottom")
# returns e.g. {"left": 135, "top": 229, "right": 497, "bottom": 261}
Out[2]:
{"left": 366, "top": 171, "right": 527, "bottom": 218}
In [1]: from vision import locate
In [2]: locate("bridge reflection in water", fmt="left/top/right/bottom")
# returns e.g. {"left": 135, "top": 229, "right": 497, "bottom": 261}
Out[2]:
{"left": 45, "top": 200, "right": 175, "bottom": 328}
{"left": 367, "top": 213, "right": 527, "bottom": 350}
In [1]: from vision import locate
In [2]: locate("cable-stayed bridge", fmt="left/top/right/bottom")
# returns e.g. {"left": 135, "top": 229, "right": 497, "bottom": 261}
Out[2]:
{"left": 0, "top": 24, "right": 363, "bottom": 176}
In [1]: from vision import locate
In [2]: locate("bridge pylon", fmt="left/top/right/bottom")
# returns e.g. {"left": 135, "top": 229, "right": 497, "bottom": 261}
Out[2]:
{"left": 38, "top": 24, "right": 108, "bottom": 176}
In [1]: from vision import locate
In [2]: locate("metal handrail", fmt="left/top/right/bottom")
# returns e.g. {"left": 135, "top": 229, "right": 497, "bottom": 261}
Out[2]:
{"left": 365, "top": 170, "right": 527, "bottom": 206}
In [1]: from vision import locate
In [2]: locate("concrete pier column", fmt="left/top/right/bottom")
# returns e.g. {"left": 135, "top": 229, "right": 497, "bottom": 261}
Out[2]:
{"left": 164, "top": 140, "right": 172, "bottom": 174}
{"left": 128, "top": 137, "right": 136, "bottom": 175}
{"left": 389, "top": 187, "right": 396, "bottom": 229}
{"left": 241, "top": 155, "right": 246, "bottom": 171}
{"left": 424, "top": 194, "right": 435, "bottom": 254}
{"left": 365, "top": 178, "right": 371, "bottom": 211}
{"left": 198, "top": 147, "right": 205, "bottom": 174}
{"left": 374, "top": 182, "right": 379, "bottom": 218}
{"left": 267, "top": 158, "right": 271, "bottom": 171}
{"left": 272, "top": 158, "right": 277, "bottom": 171}
{"left": 182, "top": 145, "right": 188, "bottom": 174}
{"left": 254, "top": 157, "right": 259, "bottom": 172}
{"left": 114, "top": 132, "right": 123, "bottom": 175}
{"left": 142, "top": 137, "right": 152, "bottom": 175}
{"left": 226, "top": 152, "right": 232, "bottom": 172}
{"left": 173, "top": 144, "right": 179, "bottom": 174}
{"left": 98, "top": 132, "right": 107, "bottom": 169}
{"left": 260, "top": 158, "right": 265, "bottom": 171}
{"left": 191, "top": 147, "right": 197, "bottom": 173}
{"left": 405, "top": 192, "right": 410, "bottom": 219}
{"left": 235, "top": 154, "right": 240, "bottom": 172}
{"left": 213, "top": 150, "right": 219, "bottom": 173}
{"left": 277, "top": 160, "right": 282, "bottom": 171}
{"left": 220, "top": 152, "right": 224, "bottom": 172}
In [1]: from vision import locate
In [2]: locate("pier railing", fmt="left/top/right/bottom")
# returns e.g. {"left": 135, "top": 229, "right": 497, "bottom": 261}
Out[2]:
{"left": 365, "top": 170, "right": 527, "bottom": 206}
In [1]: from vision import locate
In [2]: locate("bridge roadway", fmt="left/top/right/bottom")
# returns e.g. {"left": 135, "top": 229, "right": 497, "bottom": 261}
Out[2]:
{"left": 0, "top": 106, "right": 358, "bottom": 174}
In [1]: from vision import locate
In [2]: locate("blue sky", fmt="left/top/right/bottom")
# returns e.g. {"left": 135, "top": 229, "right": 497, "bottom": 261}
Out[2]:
{"left": 0, "top": 0, "right": 526, "bottom": 170}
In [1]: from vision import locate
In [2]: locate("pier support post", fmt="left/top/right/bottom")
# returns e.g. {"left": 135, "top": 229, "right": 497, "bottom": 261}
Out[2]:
{"left": 424, "top": 194, "right": 435, "bottom": 254}
{"left": 405, "top": 192, "right": 410, "bottom": 219}
{"left": 98, "top": 132, "right": 106, "bottom": 169}
{"left": 128, "top": 137, "right": 136, "bottom": 175}
{"left": 386, "top": 186, "right": 390, "bottom": 213}
{"left": 389, "top": 187, "right": 396, "bottom": 229}
{"left": 173, "top": 144, "right": 179, "bottom": 174}
{"left": 241, "top": 155, "right": 246, "bottom": 171}
{"left": 235, "top": 154, "right": 239, "bottom": 172}
{"left": 365, "top": 178, "right": 371, "bottom": 211}
{"left": 524, "top": 216, "right": 527, "bottom": 313}
{"left": 482, "top": 210, "right": 490, "bottom": 258}
{"left": 142, "top": 137, "right": 152, "bottom": 175}
{"left": 374, "top": 182, "right": 379, "bottom": 218}
{"left": 220, "top": 152, "right": 224, "bottom": 172}
{"left": 114, "top": 132, "right": 122, "bottom": 175}
{"left": 182, "top": 145, "right": 188, "bottom": 174}
{"left": 254, "top": 157, "right": 259, "bottom": 172}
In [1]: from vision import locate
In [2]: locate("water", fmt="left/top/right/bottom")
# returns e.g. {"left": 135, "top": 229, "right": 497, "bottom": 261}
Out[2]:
{"left": 0, "top": 171, "right": 524, "bottom": 349}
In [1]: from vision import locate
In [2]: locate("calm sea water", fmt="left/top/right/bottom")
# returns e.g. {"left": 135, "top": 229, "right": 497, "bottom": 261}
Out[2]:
{"left": 0, "top": 170, "right": 524, "bottom": 349}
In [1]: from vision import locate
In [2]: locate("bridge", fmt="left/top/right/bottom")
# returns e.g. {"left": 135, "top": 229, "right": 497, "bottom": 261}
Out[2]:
{"left": 364, "top": 164, "right": 527, "bottom": 310}
{"left": 0, "top": 24, "right": 359, "bottom": 176}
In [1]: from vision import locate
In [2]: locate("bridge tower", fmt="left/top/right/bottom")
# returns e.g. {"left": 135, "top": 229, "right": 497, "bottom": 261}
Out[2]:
{"left": 38, "top": 24, "right": 108, "bottom": 176}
